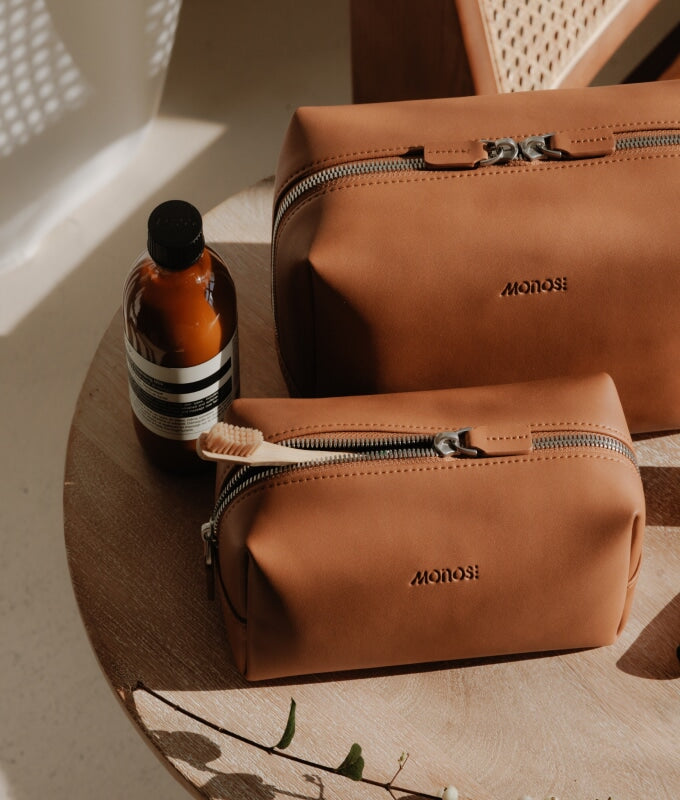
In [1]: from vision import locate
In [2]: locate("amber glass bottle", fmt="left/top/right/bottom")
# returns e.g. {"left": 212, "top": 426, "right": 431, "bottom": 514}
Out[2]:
{"left": 123, "top": 200, "right": 239, "bottom": 473}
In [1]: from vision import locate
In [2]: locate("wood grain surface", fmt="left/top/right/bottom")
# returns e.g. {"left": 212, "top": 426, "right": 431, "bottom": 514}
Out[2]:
{"left": 63, "top": 179, "right": 680, "bottom": 800}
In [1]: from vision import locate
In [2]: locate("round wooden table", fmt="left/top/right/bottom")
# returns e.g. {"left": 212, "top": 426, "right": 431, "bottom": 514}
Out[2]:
{"left": 64, "top": 179, "right": 680, "bottom": 800}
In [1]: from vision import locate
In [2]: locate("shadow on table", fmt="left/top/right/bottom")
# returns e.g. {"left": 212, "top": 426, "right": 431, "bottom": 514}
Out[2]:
{"left": 616, "top": 592, "right": 680, "bottom": 680}
{"left": 639, "top": 465, "right": 680, "bottom": 526}
{"left": 615, "top": 456, "right": 680, "bottom": 679}
{"left": 149, "top": 729, "right": 326, "bottom": 799}
{"left": 149, "top": 728, "right": 427, "bottom": 800}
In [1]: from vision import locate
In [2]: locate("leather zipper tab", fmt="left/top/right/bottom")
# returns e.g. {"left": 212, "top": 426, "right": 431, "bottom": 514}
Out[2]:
{"left": 433, "top": 424, "right": 532, "bottom": 457}
{"left": 467, "top": 424, "right": 533, "bottom": 456}
{"left": 423, "top": 140, "right": 487, "bottom": 168}
{"left": 549, "top": 130, "right": 616, "bottom": 159}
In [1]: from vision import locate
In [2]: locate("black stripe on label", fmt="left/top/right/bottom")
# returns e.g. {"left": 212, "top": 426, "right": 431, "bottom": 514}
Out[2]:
{"left": 129, "top": 377, "right": 233, "bottom": 418}
{"left": 127, "top": 356, "right": 232, "bottom": 395}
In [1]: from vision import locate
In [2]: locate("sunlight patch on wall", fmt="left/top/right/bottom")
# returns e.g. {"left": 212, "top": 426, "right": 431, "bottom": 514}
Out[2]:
{"left": 146, "top": 0, "right": 182, "bottom": 78}
{"left": 0, "top": 0, "right": 89, "bottom": 157}
{"left": 0, "top": 768, "right": 13, "bottom": 799}
{"left": 0, "top": 0, "right": 185, "bottom": 275}
{"left": 0, "top": 115, "right": 227, "bottom": 335}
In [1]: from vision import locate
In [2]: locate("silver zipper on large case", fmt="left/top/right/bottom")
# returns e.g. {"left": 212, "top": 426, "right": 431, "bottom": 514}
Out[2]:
{"left": 272, "top": 131, "right": 680, "bottom": 245}
{"left": 201, "top": 428, "right": 638, "bottom": 575}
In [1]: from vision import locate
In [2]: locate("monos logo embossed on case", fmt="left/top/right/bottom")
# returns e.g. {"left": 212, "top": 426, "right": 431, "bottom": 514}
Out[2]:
{"left": 501, "top": 277, "right": 567, "bottom": 296}
{"left": 410, "top": 565, "right": 479, "bottom": 586}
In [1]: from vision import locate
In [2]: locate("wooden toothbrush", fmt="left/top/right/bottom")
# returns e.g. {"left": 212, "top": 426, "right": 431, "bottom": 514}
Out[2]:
{"left": 196, "top": 422, "right": 352, "bottom": 466}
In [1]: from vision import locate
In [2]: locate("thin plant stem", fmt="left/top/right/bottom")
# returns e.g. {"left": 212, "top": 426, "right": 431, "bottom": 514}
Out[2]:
{"left": 134, "top": 681, "right": 440, "bottom": 799}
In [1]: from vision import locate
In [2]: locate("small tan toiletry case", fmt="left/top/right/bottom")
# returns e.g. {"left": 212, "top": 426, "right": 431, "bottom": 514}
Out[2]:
{"left": 202, "top": 373, "right": 644, "bottom": 680}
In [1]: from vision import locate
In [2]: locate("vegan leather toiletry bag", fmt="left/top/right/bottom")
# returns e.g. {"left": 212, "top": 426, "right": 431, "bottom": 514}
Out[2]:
{"left": 203, "top": 373, "right": 645, "bottom": 681}
{"left": 272, "top": 79, "right": 680, "bottom": 433}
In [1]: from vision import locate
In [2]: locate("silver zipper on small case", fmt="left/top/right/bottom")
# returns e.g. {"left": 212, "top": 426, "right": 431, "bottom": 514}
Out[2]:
{"left": 200, "top": 427, "right": 638, "bottom": 583}
{"left": 531, "top": 431, "right": 637, "bottom": 463}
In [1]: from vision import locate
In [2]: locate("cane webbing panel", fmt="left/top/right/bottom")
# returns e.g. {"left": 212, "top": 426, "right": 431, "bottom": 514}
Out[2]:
{"left": 477, "top": 0, "right": 631, "bottom": 91}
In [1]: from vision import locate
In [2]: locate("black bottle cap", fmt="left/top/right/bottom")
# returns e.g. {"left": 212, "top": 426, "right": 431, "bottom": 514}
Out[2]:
{"left": 147, "top": 200, "right": 205, "bottom": 270}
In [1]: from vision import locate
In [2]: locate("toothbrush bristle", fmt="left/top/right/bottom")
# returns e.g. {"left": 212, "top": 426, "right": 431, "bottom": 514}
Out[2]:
{"left": 202, "top": 423, "right": 263, "bottom": 457}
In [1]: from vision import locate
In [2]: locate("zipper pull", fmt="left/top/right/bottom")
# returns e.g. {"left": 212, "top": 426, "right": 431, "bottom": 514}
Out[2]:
{"left": 478, "top": 131, "right": 615, "bottom": 164}
{"left": 526, "top": 130, "right": 615, "bottom": 160}
{"left": 433, "top": 428, "right": 479, "bottom": 457}
{"left": 520, "top": 134, "right": 563, "bottom": 161}
{"left": 423, "top": 129, "right": 613, "bottom": 169}
{"left": 434, "top": 425, "right": 532, "bottom": 458}
{"left": 480, "top": 137, "right": 520, "bottom": 166}
{"left": 201, "top": 521, "right": 216, "bottom": 601}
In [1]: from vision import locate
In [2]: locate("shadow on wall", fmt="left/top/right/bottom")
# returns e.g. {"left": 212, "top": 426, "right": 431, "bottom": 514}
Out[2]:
{"left": 0, "top": 0, "right": 181, "bottom": 272}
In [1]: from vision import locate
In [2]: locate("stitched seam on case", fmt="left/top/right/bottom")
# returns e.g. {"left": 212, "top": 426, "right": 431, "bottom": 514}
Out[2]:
{"left": 278, "top": 119, "right": 680, "bottom": 188}
{"left": 223, "top": 451, "right": 640, "bottom": 519}
{"left": 279, "top": 152, "right": 680, "bottom": 236}
{"left": 307, "top": 254, "right": 319, "bottom": 394}
{"left": 280, "top": 144, "right": 415, "bottom": 190}
{"left": 317, "top": 152, "right": 680, "bottom": 195}
{"left": 272, "top": 207, "right": 317, "bottom": 395}
{"left": 275, "top": 151, "right": 680, "bottom": 261}
{"left": 268, "top": 420, "right": 629, "bottom": 440}
{"left": 627, "top": 554, "right": 643, "bottom": 587}
{"left": 569, "top": 135, "right": 611, "bottom": 144}
{"left": 427, "top": 147, "right": 475, "bottom": 155}
{"left": 215, "top": 549, "right": 247, "bottom": 626}
{"left": 244, "top": 556, "right": 252, "bottom": 669}
{"left": 564, "top": 119, "right": 680, "bottom": 133}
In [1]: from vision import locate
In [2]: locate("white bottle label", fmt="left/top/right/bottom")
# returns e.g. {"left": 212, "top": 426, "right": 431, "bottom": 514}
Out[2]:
{"left": 125, "top": 334, "right": 237, "bottom": 441}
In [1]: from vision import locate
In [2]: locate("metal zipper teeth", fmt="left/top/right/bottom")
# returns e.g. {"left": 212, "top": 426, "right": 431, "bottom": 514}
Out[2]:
{"left": 273, "top": 156, "right": 427, "bottom": 242}
{"left": 532, "top": 432, "right": 638, "bottom": 467}
{"left": 273, "top": 132, "right": 680, "bottom": 244}
{"left": 615, "top": 133, "right": 680, "bottom": 151}
{"left": 210, "top": 434, "right": 437, "bottom": 525}
{"left": 207, "top": 431, "right": 637, "bottom": 538}
{"left": 284, "top": 433, "right": 435, "bottom": 451}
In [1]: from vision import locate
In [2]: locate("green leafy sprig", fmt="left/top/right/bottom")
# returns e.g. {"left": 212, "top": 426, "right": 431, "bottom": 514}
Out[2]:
{"left": 134, "top": 682, "right": 614, "bottom": 800}
{"left": 135, "top": 684, "right": 435, "bottom": 798}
